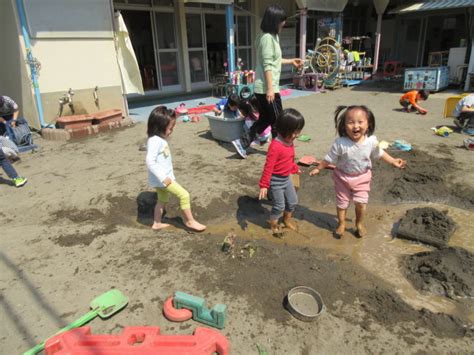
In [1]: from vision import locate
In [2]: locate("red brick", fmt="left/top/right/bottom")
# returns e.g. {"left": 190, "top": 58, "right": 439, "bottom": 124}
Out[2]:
{"left": 41, "top": 128, "right": 71, "bottom": 141}
{"left": 67, "top": 126, "right": 93, "bottom": 139}
{"left": 41, "top": 115, "right": 133, "bottom": 141}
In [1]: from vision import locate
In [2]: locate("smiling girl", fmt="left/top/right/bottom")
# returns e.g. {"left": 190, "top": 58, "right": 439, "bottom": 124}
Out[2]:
{"left": 310, "top": 106, "right": 406, "bottom": 239}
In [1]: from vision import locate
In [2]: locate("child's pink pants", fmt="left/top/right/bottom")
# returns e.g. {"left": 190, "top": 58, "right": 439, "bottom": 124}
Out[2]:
{"left": 333, "top": 169, "right": 372, "bottom": 209}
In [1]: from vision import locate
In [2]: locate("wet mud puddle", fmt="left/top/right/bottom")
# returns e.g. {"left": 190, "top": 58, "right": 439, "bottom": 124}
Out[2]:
{"left": 207, "top": 202, "right": 474, "bottom": 325}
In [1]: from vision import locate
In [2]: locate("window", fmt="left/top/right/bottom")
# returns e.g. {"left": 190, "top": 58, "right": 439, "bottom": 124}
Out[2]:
{"left": 155, "top": 13, "right": 177, "bottom": 49}
{"left": 155, "top": 12, "right": 180, "bottom": 87}
{"left": 121, "top": 10, "right": 158, "bottom": 90}
{"left": 187, "top": 13, "right": 208, "bottom": 83}
{"left": 115, "top": 0, "right": 181, "bottom": 91}
{"left": 235, "top": 15, "right": 252, "bottom": 69}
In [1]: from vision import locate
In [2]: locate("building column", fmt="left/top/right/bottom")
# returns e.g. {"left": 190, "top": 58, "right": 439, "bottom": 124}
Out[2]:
{"left": 226, "top": 4, "right": 235, "bottom": 73}
{"left": 299, "top": 8, "right": 307, "bottom": 59}
{"left": 177, "top": 0, "right": 191, "bottom": 92}
{"left": 373, "top": 13, "right": 382, "bottom": 74}
{"left": 250, "top": 0, "right": 258, "bottom": 68}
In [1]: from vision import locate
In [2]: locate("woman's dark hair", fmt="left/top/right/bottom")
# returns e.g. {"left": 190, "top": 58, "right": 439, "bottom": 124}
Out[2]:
{"left": 0, "top": 96, "right": 4, "bottom": 107}
{"left": 227, "top": 93, "right": 240, "bottom": 108}
{"left": 275, "top": 108, "right": 305, "bottom": 138}
{"left": 260, "top": 4, "right": 287, "bottom": 35}
{"left": 334, "top": 105, "right": 375, "bottom": 137}
{"left": 419, "top": 90, "right": 429, "bottom": 100}
{"left": 147, "top": 105, "right": 176, "bottom": 138}
{"left": 238, "top": 99, "right": 258, "bottom": 120}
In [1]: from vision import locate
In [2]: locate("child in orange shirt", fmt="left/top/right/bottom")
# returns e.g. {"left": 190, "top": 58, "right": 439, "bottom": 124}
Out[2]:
{"left": 399, "top": 90, "right": 429, "bottom": 114}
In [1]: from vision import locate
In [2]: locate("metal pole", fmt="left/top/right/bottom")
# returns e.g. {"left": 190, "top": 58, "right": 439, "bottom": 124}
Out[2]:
{"left": 15, "top": 0, "right": 49, "bottom": 128}
{"left": 373, "top": 13, "right": 382, "bottom": 75}
{"left": 226, "top": 4, "right": 235, "bottom": 73}
{"left": 299, "top": 8, "right": 307, "bottom": 59}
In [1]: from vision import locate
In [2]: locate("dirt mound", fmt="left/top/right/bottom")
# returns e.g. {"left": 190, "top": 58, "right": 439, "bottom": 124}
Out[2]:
{"left": 396, "top": 207, "right": 456, "bottom": 247}
{"left": 377, "top": 150, "right": 472, "bottom": 209}
{"left": 404, "top": 247, "right": 474, "bottom": 298}
{"left": 179, "top": 235, "right": 470, "bottom": 338}
{"left": 298, "top": 149, "right": 474, "bottom": 210}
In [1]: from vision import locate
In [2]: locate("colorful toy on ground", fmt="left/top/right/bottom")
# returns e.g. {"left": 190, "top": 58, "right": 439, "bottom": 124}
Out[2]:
{"left": 432, "top": 126, "right": 453, "bottom": 137}
{"left": 298, "top": 155, "right": 318, "bottom": 166}
{"left": 166, "top": 291, "right": 227, "bottom": 329}
{"left": 175, "top": 103, "right": 188, "bottom": 115}
{"left": 163, "top": 297, "right": 193, "bottom": 322}
{"left": 464, "top": 137, "right": 474, "bottom": 150}
{"left": 296, "top": 134, "right": 311, "bottom": 142}
{"left": 24, "top": 289, "right": 128, "bottom": 355}
{"left": 44, "top": 326, "right": 229, "bottom": 355}
{"left": 392, "top": 139, "right": 412, "bottom": 151}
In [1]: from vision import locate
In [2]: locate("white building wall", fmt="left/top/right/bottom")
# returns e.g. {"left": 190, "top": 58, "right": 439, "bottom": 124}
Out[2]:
{"left": 32, "top": 40, "right": 122, "bottom": 92}
{"left": 1, "top": 0, "right": 126, "bottom": 127}
{"left": 0, "top": 0, "right": 39, "bottom": 128}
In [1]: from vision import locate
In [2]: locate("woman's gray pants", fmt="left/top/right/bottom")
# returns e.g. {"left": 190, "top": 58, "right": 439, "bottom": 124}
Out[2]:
{"left": 270, "top": 174, "right": 298, "bottom": 219}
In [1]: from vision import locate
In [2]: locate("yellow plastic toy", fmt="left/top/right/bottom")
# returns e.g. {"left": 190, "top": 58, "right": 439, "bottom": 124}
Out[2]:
{"left": 443, "top": 93, "right": 469, "bottom": 118}
{"left": 432, "top": 126, "right": 454, "bottom": 137}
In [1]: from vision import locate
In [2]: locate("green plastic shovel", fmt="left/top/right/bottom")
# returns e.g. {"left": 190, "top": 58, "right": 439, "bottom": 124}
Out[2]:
{"left": 24, "top": 289, "right": 128, "bottom": 355}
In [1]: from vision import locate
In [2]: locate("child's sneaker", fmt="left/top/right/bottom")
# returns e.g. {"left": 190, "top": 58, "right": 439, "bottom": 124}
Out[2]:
{"left": 12, "top": 176, "right": 27, "bottom": 187}
{"left": 232, "top": 139, "right": 247, "bottom": 159}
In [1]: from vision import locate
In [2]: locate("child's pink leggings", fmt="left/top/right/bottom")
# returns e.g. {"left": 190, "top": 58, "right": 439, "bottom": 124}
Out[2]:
{"left": 333, "top": 169, "right": 372, "bottom": 209}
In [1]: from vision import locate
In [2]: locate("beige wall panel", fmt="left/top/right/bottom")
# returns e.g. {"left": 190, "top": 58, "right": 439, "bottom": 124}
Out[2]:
{"left": 41, "top": 86, "right": 124, "bottom": 123}
{"left": 31, "top": 39, "right": 122, "bottom": 92}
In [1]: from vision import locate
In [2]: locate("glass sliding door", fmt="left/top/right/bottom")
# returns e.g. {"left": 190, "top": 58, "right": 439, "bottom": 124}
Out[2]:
{"left": 235, "top": 15, "right": 252, "bottom": 70}
{"left": 205, "top": 14, "right": 227, "bottom": 78}
{"left": 121, "top": 10, "right": 158, "bottom": 91}
{"left": 186, "top": 13, "right": 208, "bottom": 84}
{"left": 399, "top": 18, "right": 422, "bottom": 67}
{"left": 154, "top": 12, "right": 180, "bottom": 89}
{"left": 116, "top": 0, "right": 182, "bottom": 93}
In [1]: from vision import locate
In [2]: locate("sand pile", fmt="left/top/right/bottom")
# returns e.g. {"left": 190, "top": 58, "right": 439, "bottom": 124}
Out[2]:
{"left": 397, "top": 207, "right": 456, "bottom": 247}
{"left": 404, "top": 247, "right": 474, "bottom": 299}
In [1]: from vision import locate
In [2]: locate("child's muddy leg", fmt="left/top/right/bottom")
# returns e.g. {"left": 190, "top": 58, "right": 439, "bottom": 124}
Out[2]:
{"left": 355, "top": 202, "right": 367, "bottom": 237}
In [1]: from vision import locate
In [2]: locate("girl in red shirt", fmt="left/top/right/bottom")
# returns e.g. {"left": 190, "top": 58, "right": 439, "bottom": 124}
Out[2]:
{"left": 259, "top": 108, "right": 305, "bottom": 237}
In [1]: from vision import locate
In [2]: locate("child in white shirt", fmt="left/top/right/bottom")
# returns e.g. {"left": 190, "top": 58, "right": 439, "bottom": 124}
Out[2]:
{"left": 146, "top": 106, "right": 206, "bottom": 232}
{"left": 310, "top": 105, "right": 406, "bottom": 239}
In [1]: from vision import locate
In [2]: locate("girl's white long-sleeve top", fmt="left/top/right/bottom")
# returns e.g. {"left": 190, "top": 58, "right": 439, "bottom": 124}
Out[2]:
{"left": 146, "top": 135, "right": 175, "bottom": 188}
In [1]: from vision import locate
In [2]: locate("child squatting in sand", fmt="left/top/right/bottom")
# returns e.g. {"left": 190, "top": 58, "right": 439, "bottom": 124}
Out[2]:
{"left": 146, "top": 106, "right": 206, "bottom": 232}
{"left": 310, "top": 105, "right": 406, "bottom": 238}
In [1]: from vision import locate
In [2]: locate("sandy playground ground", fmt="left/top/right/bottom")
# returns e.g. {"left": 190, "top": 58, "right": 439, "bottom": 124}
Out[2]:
{"left": 1, "top": 81, "right": 473, "bottom": 354}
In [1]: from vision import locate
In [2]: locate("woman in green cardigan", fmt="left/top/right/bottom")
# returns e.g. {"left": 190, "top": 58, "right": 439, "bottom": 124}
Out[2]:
{"left": 232, "top": 4, "right": 302, "bottom": 159}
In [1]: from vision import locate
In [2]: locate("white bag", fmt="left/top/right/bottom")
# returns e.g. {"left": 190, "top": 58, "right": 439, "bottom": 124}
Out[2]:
{"left": 0, "top": 136, "right": 19, "bottom": 153}
{"left": 1, "top": 146, "right": 20, "bottom": 161}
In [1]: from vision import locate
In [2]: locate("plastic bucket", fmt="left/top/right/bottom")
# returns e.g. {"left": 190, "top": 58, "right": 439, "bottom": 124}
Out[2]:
{"left": 205, "top": 114, "right": 244, "bottom": 143}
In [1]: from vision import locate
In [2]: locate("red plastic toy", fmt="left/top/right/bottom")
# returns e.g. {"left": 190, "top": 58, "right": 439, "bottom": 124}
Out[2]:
{"left": 45, "top": 326, "right": 229, "bottom": 355}
{"left": 163, "top": 296, "right": 193, "bottom": 322}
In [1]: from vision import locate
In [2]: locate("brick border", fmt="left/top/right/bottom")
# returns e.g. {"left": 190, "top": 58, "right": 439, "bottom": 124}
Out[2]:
{"left": 41, "top": 117, "right": 134, "bottom": 141}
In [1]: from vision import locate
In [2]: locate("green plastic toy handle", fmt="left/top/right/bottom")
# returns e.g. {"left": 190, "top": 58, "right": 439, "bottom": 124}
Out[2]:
{"left": 257, "top": 344, "right": 268, "bottom": 355}
{"left": 23, "top": 309, "right": 98, "bottom": 355}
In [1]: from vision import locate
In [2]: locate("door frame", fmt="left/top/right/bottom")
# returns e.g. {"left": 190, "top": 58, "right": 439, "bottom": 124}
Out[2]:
{"left": 114, "top": 2, "right": 183, "bottom": 94}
